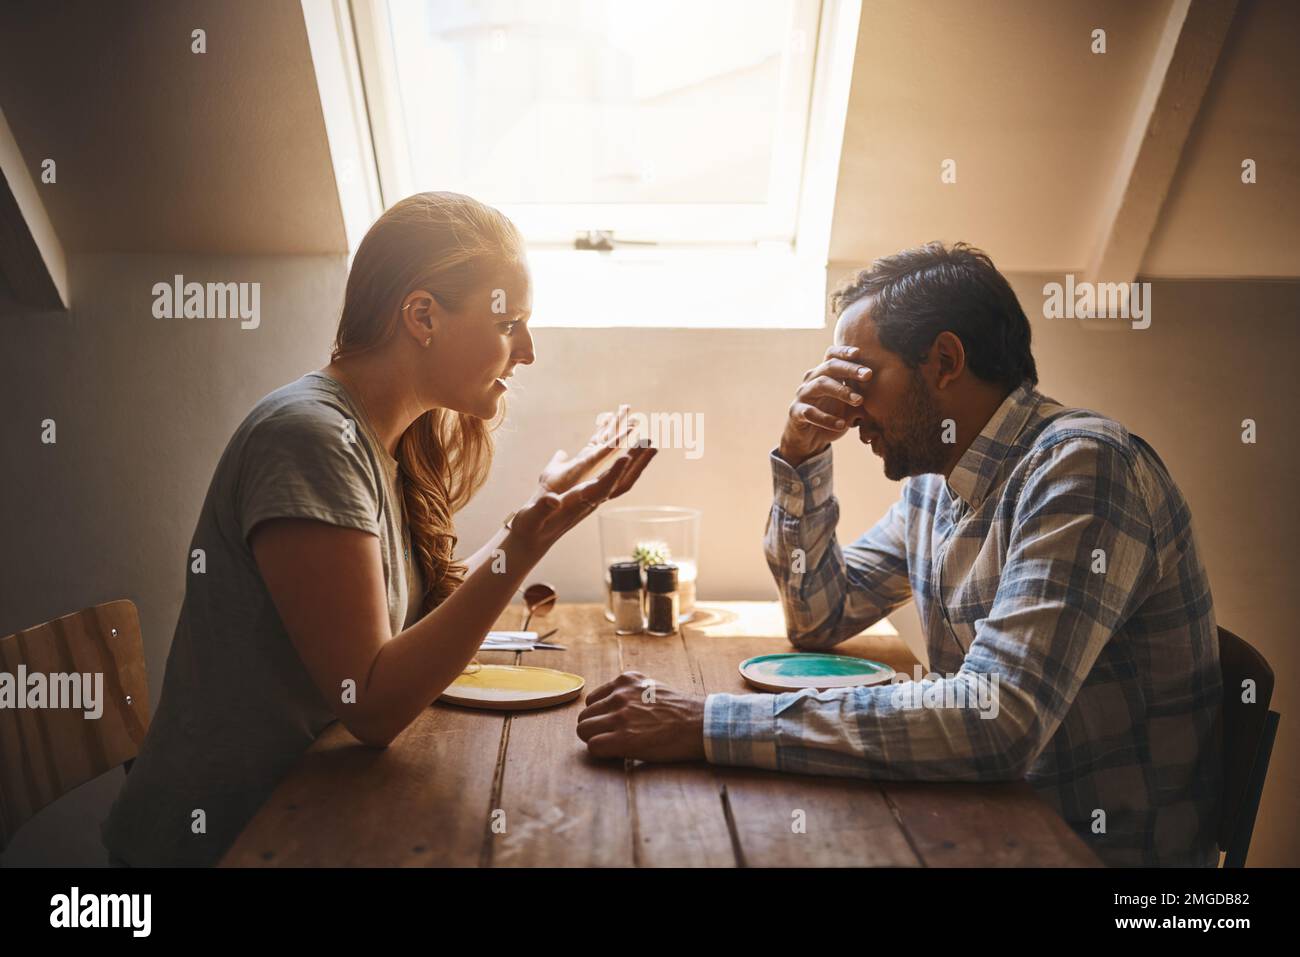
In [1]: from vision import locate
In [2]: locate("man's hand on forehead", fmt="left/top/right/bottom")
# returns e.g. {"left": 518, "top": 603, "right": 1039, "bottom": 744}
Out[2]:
{"left": 819, "top": 345, "right": 874, "bottom": 389}
{"left": 776, "top": 343, "right": 877, "bottom": 466}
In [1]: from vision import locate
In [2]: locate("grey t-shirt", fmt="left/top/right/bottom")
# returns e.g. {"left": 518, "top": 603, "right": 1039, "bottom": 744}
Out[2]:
{"left": 102, "top": 371, "right": 424, "bottom": 866}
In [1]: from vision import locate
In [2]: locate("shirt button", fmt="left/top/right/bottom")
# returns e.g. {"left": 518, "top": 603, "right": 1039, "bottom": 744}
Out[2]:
{"left": 811, "top": 476, "right": 822, "bottom": 487}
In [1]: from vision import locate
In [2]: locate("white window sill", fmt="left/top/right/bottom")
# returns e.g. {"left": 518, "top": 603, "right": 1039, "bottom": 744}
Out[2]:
{"left": 526, "top": 247, "right": 829, "bottom": 329}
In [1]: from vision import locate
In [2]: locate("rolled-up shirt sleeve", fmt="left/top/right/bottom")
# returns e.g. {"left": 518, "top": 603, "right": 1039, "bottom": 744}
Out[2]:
{"left": 764, "top": 447, "right": 913, "bottom": 649}
{"left": 710, "top": 437, "right": 1158, "bottom": 779}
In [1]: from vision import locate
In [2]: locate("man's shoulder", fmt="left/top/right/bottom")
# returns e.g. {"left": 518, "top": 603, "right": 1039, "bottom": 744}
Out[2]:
{"left": 1024, "top": 396, "right": 1140, "bottom": 465}
{"left": 1000, "top": 397, "right": 1162, "bottom": 520}
{"left": 1015, "top": 395, "right": 1191, "bottom": 536}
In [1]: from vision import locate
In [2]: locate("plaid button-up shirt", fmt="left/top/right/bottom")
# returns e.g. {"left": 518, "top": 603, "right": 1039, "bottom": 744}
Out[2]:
{"left": 704, "top": 382, "right": 1222, "bottom": 866}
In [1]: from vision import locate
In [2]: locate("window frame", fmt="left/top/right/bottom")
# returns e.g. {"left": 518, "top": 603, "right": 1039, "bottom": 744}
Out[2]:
{"left": 321, "top": 0, "right": 862, "bottom": 327}
{"left": 356, "top": 0, "right": 823, "bottom": 247}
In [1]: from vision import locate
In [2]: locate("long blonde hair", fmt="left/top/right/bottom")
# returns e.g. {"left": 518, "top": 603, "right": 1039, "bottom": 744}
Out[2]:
{"left": 330, "top": 192, "right": 525, "bottom": 614}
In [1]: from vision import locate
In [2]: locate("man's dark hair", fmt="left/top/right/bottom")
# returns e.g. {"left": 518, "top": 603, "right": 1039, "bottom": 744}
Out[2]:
{"left": 830, "top": 241, "right": 1037, "bottom": 391}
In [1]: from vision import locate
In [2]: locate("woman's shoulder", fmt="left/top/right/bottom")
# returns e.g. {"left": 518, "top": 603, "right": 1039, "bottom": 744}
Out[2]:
{"left": 239, "top": 372, "right": 357, "bottom": 443}
{"left": 226, "top": 373, "right": 387, "bottom": 525}
{"left": 226, "top": 372, "right": 384, "bottom": 487}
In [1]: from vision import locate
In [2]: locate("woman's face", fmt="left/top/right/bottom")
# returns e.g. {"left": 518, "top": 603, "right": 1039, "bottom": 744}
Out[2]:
{"left": 424, "top": 261, "right": 535, "bottom": 419}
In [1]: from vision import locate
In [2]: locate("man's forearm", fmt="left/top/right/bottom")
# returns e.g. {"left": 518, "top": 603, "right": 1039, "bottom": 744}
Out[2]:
{"left": 358, "top": 530, "right": 545, "bottom": 744}
{"left": 767, "top": 446, "right": 916, "bottom": 648}
{"left": 702, "top": 676, "right": 1034, "bottom": 781}
{"left": 764, "top": 447, "right": 855, "bottom": 647}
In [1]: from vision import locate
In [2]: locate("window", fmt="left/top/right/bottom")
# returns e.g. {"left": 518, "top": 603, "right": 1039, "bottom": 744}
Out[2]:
{"left": 345, "top": 0, "right": 861, "bottom": 326}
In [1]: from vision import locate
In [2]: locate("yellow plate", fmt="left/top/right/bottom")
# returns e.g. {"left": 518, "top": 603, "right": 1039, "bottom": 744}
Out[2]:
{"left": 440, "top": 664, "right": 585, "bottom": 711}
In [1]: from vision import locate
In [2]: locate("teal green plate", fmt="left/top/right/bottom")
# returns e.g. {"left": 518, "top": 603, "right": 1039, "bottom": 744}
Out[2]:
{"left": 739, "top": 652, "right": 895, "bottom": 692}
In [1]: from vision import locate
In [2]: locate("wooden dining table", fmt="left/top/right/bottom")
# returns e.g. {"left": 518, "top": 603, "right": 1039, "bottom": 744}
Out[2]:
{"left": 221, "top": 601, "right": 1101, "bottom": 867}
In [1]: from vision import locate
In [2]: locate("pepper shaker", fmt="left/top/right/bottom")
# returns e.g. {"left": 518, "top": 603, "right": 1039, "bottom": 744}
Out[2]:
{"left": 645, "top": 563, "right": 679, "bottom": 636}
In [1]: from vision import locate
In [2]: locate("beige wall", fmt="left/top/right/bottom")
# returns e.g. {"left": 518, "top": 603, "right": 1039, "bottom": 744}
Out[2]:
{"left": 2, "top": 251, "right": 1295, "bottom": 865}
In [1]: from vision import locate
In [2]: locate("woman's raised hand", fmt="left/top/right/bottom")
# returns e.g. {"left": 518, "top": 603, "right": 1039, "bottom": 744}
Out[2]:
{"left": 536, "top": 403, "right": 638, "bottom": 495}
{"left": 510, "top": 406, "right": 656, "bottom": 552}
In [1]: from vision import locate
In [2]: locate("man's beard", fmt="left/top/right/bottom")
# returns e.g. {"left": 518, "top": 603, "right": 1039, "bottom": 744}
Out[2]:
{"left": 876, "top": 371, "right": 948, "bottom": 481}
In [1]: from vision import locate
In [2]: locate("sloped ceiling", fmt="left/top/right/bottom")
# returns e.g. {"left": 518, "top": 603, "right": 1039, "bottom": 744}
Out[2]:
{"left": 828, "top": 0, "right": 1300, "bottom": 278}
{"left": 0, "top": 0, "right": 346, "bottom": 255}
{"left": 0, "top": 0, "right": 1293, "bottom": 275}
{"left": 1144, "top": 0, "right": 1300, "bottom": 277}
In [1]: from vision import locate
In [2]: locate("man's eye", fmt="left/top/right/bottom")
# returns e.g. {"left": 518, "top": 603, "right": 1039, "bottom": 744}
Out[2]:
{"left": 499, "top": 321, "right": 518, "bottom": 334}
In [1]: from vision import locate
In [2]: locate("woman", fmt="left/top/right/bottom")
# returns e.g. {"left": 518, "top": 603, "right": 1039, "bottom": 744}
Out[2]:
{"left": 102, "top": 192, "right": 656, "bottom": 866}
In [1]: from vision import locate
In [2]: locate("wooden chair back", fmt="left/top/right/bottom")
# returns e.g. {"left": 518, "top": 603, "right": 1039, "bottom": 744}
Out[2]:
{"left": 0, "top": 599, "right": 149, "bottom": 852}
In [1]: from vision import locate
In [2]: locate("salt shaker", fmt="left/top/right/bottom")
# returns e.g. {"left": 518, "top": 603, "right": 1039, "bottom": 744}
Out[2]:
{"left": 645, "top": 563, "right": 679, "bottom": 636}
{"left": 609, "top": 561, "right": 644, "bottom": 635}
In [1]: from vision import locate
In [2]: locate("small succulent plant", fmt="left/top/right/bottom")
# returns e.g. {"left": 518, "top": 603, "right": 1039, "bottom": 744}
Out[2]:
{"left": 632, "top": 540, "right": 672, "bottom": 567}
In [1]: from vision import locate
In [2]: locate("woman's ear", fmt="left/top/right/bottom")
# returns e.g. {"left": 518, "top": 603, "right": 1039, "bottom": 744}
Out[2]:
{"left": 398, "top": 290, "right": 442, "bottom": 346}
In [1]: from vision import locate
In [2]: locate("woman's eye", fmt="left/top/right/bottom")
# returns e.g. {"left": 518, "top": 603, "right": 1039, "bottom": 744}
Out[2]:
{"left": 499, "top": 321, "right": 518, "bottom": 335}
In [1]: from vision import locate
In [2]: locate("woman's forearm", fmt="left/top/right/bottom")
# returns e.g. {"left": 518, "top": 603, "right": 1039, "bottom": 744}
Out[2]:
{"left": 345, "top": 442, "right": 656, "bottom": 746}
{"left": 463, "top": 523, "right": 509, "bottom": 577}
{"left": 348, "top": 529, "right": 544, "bottom": 745}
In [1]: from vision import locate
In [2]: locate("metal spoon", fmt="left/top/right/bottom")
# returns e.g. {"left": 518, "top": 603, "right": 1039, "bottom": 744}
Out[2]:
{"left": 521, "top": 582, "right": 557, "bottom": 631}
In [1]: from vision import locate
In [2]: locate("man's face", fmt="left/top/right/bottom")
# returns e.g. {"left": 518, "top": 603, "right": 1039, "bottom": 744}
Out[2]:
{"left": 833, "top": 296, "right": 949, "bottom": 480}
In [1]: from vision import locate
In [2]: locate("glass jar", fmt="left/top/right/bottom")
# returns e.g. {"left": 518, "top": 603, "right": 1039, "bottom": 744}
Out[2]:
{"left": 598, "top": 506, "right": 700, "bottom": 623}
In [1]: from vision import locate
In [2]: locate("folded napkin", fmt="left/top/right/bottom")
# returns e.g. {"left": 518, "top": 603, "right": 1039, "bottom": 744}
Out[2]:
{"left": 481, "top": 630, "right": 542, "bottom": 651}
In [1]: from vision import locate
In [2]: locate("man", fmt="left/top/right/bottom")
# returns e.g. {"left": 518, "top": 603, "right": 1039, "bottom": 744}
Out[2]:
{"left": 576, "top": 241, "right": 1222, "bottom": 867}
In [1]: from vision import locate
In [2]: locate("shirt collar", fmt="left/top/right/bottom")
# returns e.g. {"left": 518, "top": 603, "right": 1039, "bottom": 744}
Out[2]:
{"left": 946, "top": 381, "right": 1041, "bottom": 508}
